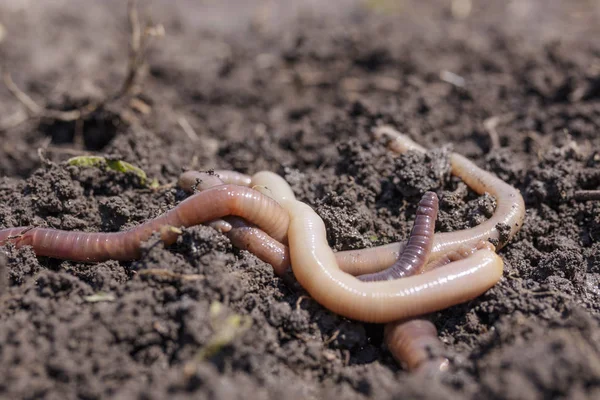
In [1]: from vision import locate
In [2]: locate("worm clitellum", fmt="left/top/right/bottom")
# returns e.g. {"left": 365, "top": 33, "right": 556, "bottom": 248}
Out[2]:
{"left": 249, "top": 171, "right": 504, "bottom": 323}
{"left": 0, "top": 184, "right": 289, "bottom": 262}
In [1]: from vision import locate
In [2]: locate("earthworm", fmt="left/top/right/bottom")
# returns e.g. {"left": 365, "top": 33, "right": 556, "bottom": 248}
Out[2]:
{"left": 177, "top": 170, "right": 251, "bottom": 192}
{"left": 334, "top": 126, "right": 526, "bottom": 275}
{"left": 179, "top": 171, "right": 290, "bottom": 276}
{"left": 384, "top": 319, "right": 449, "bottom": 374}
{"left": 226, "top": 153, "right": 520, "bottom": 278}
{"left": 357, "top": 192, "right": 438, "bottom": 282}
{"left": 381, "top": 243, "right": 500, "bottom": 373}
{"left": 224, "top": 217, "right": 290, "bottom": 276}
{"left": 0, "top": 185, "right": 289, "bottom": 262}
{"left": 250, "top": 172, "right": 455, "bottom": 371}
{"left": 250, "top": 171, "right": 504, "bottom": 323}
{"left": 179, "top": 171, "right": 439, "bottom": 279}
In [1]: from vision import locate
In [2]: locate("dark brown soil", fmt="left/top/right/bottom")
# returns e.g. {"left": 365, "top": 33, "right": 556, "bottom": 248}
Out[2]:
{"left": 2, "top": 1, "right": 600, "bottom": 399}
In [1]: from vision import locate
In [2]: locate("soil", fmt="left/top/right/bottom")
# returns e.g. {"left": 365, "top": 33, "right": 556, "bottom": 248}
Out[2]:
{"left": 1, "top": 1, "right": 600, "bottom": 399}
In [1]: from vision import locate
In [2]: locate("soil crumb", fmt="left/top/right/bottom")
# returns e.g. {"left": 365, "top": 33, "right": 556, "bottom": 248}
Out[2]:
{"left": 1, "top": 0, "right": 600, "bottom": 399}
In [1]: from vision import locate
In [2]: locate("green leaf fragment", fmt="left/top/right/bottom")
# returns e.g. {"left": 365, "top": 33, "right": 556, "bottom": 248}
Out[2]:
{"left": 195, "top": 301, "right": 252, "bottom": 361}
{"left": 67, "top": 156, "right": 152, "bottom": 186}
{"left": 67, "top": 155, "right": 106, "bottom": 168}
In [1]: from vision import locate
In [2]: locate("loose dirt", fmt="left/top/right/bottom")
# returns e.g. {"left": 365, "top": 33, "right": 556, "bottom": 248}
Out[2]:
{"left": 1, "top": 1, "right": 600, "bottom": 399}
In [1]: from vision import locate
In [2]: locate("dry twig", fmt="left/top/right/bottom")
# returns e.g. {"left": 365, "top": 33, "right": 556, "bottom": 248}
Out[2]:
{"left": 0, "top": 0, "right": 164, "bottom": 132}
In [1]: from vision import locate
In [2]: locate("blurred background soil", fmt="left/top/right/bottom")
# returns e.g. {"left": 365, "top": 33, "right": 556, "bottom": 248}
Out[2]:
{"left": 1, "top": 1, "right": 600, "bottom": 399}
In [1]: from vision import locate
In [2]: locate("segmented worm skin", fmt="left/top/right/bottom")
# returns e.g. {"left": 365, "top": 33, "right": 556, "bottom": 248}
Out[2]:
{"left": 335, "top": 126, "right": 526, "bottom": 275}
{"left": 358, "top": 192, "right": 438, "bottom": 282}
{"left": 179, "top": 171, "right": 290, "bottom": 275}
{"left": 228, "top": 155, "right": 518, "bottom": 278}
{"left": 0, "top": 185, "right": 289, "bottom": 262}
{"left": 424, "top": 240, "right": 496, "bottom": 272}
{"left": 230, "top": 133, "right": 525, "bottom": 277}
{"left": 250, "top": 171, "right": 504, "bottom": 323}
{"left": 384, "top": 319, "right": 449, "bottom": 374}
{"left": 224, "top": 217, "right": 290, "bottom": 276}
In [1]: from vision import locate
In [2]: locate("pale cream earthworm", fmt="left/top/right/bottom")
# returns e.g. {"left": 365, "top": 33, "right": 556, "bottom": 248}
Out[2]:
{"left": 336, "top": 126, "right": 526, "bottom": 275}
{"left": 178, "top": 171, "right": 438, "bottom": 279}
{"left": 180, "top": 142, "right": 524, "bottom": 278}
{"left": 249, "top": 171, "right": 504, "bottom": 323}
{"left": 179, "top": 125, "right": 525, "bottom": 277}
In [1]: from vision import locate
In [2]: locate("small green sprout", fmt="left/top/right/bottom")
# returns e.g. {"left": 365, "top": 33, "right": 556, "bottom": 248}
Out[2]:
{"left": 67, "top": 155, "right": 155, "bottom": 187}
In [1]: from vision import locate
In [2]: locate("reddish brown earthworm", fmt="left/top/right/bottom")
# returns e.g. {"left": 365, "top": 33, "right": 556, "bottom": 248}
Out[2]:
{"left": 178, "top": 171, "right": 290, "bottom": 276}
{"left": 384, "top": 319, "right": 449, "bottom": 374}
{"left": 178, "top": 171, "right": 438, "bottom": 279}
{"left": 224, "top": 217, "right": 290, "bottom": 276}
{"left": 250, "top": 171, "right": 504, "bottom": 323}
{"left": 0, "top": 184, "right": 289, "bottom": 262}
{"left": 225, "top": 149, "right": 522, "bottom": 279}
{"left": 357, "top": 192, "right": 438, "bottom": 282}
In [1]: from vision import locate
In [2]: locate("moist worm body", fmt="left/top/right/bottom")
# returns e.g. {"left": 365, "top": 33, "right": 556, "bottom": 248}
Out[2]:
{"left": 0, "top": 185, "right": 288, "bottom": 262}
{"left": 336, "top": 126, "right": 526, "bottom": 275}
{"left": 178, "top": 171, "right": 290, "bottom": 275}
{"left": 209, "top": 142, "right": 525, "bottom": 277}
{"left": 384, "top": 319, "right": 449, "bottom": 374}
{"left": 251, "top": 171, "right": 504, "bottom": 323}
{"left": 358, "top": 192, "right": 438, "bottom": 281}
{"left": 216, "top": 128, "right": 526, "bottom": 277}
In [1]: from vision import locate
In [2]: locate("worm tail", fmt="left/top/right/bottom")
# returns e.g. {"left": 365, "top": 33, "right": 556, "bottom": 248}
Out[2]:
{"left": 384, "top": 318, "right": 449, "bottom": 374}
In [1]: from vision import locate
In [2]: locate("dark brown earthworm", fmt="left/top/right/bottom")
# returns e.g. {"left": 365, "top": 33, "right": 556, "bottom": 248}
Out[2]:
{"left": 0, "top": 185, "right": 289, "bottom": 262}
{"left": 357, "top": 192, "right": 438, "bottom": 282}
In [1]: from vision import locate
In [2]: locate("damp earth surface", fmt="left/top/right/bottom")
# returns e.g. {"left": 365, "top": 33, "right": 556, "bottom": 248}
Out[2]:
{"left": 1, "top": 1, "right": 600, "bottom": 399}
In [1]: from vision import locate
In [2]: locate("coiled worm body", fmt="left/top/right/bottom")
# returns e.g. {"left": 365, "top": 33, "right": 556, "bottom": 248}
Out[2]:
{"left": 334, "top": 126, "right": 525, "bottom": 275}
{"left": 178, "top": 171, "right": 291, "bottom": 275}
{"left": 203, "top": 140, "right": 524, "bottom": 278}
{"left": 249, "top": 171, "right": 504, "bottom": 323}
